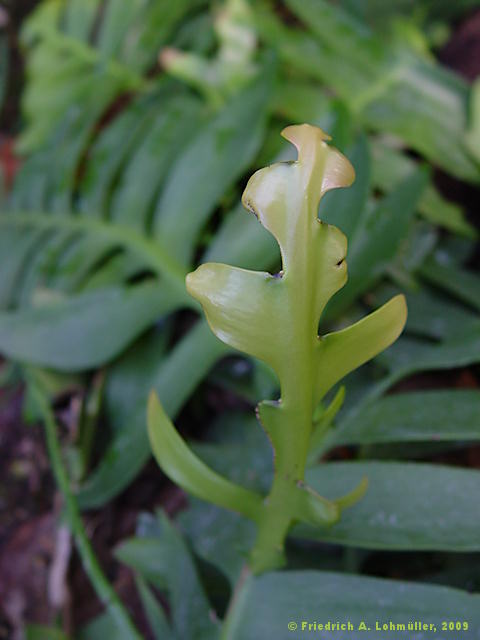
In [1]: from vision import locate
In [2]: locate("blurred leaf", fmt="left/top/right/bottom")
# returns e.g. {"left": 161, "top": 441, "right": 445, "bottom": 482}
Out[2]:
{"left": 359, "top": 63, "right": 474, "bottom": 185}
{"left": 372, "top": 141, "right": 477, "bottom": 238}
{"left": 18, "top": 0, "right": 198, "bottom": 152}
{"left": 388, "top": 219, "right": 438, "bottom": 280}
{"left": 99, "top": 0, "right": 204, "bottom": 71}
{"left": 171, "top": 10, "right": 215, "bottom": 54}
{"left": 420, "top": 258, "right": 480, "bottom": 313}
{"left": 272, "top": 81, "right": 331, "bottom": 124}
{"left": 285, "top": 0, "right": 479, "bottom": 182}
{"left": 0, "top": 211, "right": 190, "bottom": 303}
{"left": 405, "top": 288, "right": 480, "bottom": 338}
{"left": 135, "top": 575, "right": 172, "bottom": 640}
{"left": 379, "top": 329, "right": 480, "bottom": 379}
{"left": 0, "top": 227, "right": 43, "bottom": 308}
{"left": 258, "top": 0, "right": 479, "bottom": 182}
{"left": 325, "top": 168, "right": 427, "bottom": 317}
{"left": 115, "top": 537, "right": 170, "bottom": 589}
{"left": 154, "top": 72, "right": 272, "bottom": 265}
{"left": 321, "top": 135, "right": 370, "bottom": 241}
{"left": 342, "top": 0, "right": 480, "bottom": 26}
{"left": 466, "top": 76, "right": 480, "bottom": 164}
{"left": 372, "top": 283, "right": 480, "bottom": 340}
{"left": 77, "top": 320, "right": 229, "bottom": 508}
{"left": 80, "top": 90, "right": 203, "bottom": 226}
{"left": 341, "top": 0, "right": 419, "bottom": 27}
{"left": 1, "top": 5, "right": 213, "bottom": 358}
{"left": 297, "top": 462, "right": 480, "bottom": 551}
{"left": 223, "top": 570, "right": 480, "bottom": 639}
{"left": 191, "top": 413, "right": 273, "bottom": 493}
{"left": 26, "top": 626, "right": 69, "bottom": 640}
{"left": 116, "top": 120, "right": 203, "bottom": 230}
{"left": 116, "top": 511, "right": 219, "bottom": 640}
{"left": 179, "top": 501, "right": 256, "bottom": 585}
{"left": 0, "top": 282, "right": 181, "bottom": 370}
{"left": 19, "top": 0, "right": 129, "bottom": 153}
{"left": 203, "top": 202, "right": 280, "bottom": 271}
{"left": 328, "top": 389, "right": 480, "bottom": 447}
{"left": 177, "top": 412, "right": 273, "bottom": 582}
{"left": 161, "top": 0, "right": 258, "bottom": 104}
{"left": 208, "top": 357, "right": 278, "bottom": 405}
{"left": 78, "top": 613, "right": 132, "bottom": 640}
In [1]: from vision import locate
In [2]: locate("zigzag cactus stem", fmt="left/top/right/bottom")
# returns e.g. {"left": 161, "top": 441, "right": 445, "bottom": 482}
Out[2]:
{"left": 242, "top": 142, "right": 349, "bottom": 570}
{"left": 149, "top": 124, "right": 407, "bottom": 575}
{"left": 186, "top": 124, "right": 406, "bottom": 573}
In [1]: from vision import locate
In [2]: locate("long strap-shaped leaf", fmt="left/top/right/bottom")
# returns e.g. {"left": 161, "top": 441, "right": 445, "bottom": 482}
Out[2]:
{"left": 149, "top": 124, "right": 406, "bottom": 574}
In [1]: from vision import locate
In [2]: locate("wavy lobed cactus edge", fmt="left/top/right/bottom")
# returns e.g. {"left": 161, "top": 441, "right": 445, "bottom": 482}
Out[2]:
{"left": 148, "top": 123, "right": 407, "bottom": 574}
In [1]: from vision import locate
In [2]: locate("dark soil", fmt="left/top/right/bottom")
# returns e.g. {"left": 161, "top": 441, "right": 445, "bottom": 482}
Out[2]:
{"left": 0, "top": 385, "right": 53, "bottom": 635}
{"left": 0, "top": 1, "right": 40, "bottom": 133}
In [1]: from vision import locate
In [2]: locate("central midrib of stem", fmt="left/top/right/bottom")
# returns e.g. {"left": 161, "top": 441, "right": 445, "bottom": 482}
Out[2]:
{"left": 249, "top": 205, "right": 317, "bottom": 573}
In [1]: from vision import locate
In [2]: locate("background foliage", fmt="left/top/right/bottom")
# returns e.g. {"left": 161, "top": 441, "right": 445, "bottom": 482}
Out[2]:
{"left": 0, "top": 0, "right": 479, "bottom": 638}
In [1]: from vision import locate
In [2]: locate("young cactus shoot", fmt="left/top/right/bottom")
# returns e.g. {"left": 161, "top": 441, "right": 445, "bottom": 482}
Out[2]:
{"left": 148, "top": 124, "right": 407, "bottom": 574}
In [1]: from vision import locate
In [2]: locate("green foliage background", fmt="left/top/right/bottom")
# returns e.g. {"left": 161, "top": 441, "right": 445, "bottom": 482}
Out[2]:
{"left": 1, "top": 0, "right": 480, "bottom": 637}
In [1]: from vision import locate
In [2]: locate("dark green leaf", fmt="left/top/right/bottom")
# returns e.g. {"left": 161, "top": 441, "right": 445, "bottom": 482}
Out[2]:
{"left": 371, "top": 141, "right": 476, "bottom": 238}
{"left": 321, "top": 136, "right": 370, "bottom": 241}
{"left": 135, "top": 575, "right": 172, "bottom": 640}
{"left": 223, "top": 570, "right": 480, "bottom": 639}
{"left": 179, "top": 502, "right": 256, "bottom": 585}
{"left": 380, "top": 329, "right": 480, "bottom": 379}
{"left": 77, "top": 320, "right": 229, "bottom": 508}
{"left": 298, "top": 462, "right": 480, "bottom": 551}
{"left": 203, "top": 202, "right": 280, "bottom": 271}
{"left": 116, "top": 511, "right": 219, "bottom": 640}
{"left": 325, "top": 169, "right": 427, "bottom": 317}
{"left": 284, "top": 0, "right": 478, "bottom": 183}
{"left": 78, "top": 613, "right": 132, "bottom": 640}
{"left": 26, "top": 626, "right": 69, "bottom": 640}
{"left": 154, "top": 74, "right": 272, "bottom": 265}
{"left": 373, "top": 284, "right": 480, "bottom": 341}
{"left": 0, "top": 282, "right": 179, "bottom": 371}
{"left": 420, "top": 259, "right": 480, "bottom": 313}
{"left": 115, "top": 538, "right": 171, "bottom": 589}
{"left": 329, "top": 390, "right": 480, "bottom": 447}
{"left": 178, "top": 412, "right": 273, "bottom": 583}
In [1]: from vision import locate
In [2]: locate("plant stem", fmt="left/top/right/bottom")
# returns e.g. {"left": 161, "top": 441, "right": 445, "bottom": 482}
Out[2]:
{"left": 79, "top": 371, "right": 105, "bottom": 481}
{"left": 249, "top": 271, "right": 318, "bottom": 572}
{"left": 30, "top": 381, "right": 144, "bottom": 639}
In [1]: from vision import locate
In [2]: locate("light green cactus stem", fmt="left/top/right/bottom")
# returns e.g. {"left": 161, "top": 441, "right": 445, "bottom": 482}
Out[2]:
{"left": 148, "top": 124, "right": 407, "bottom": 574}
